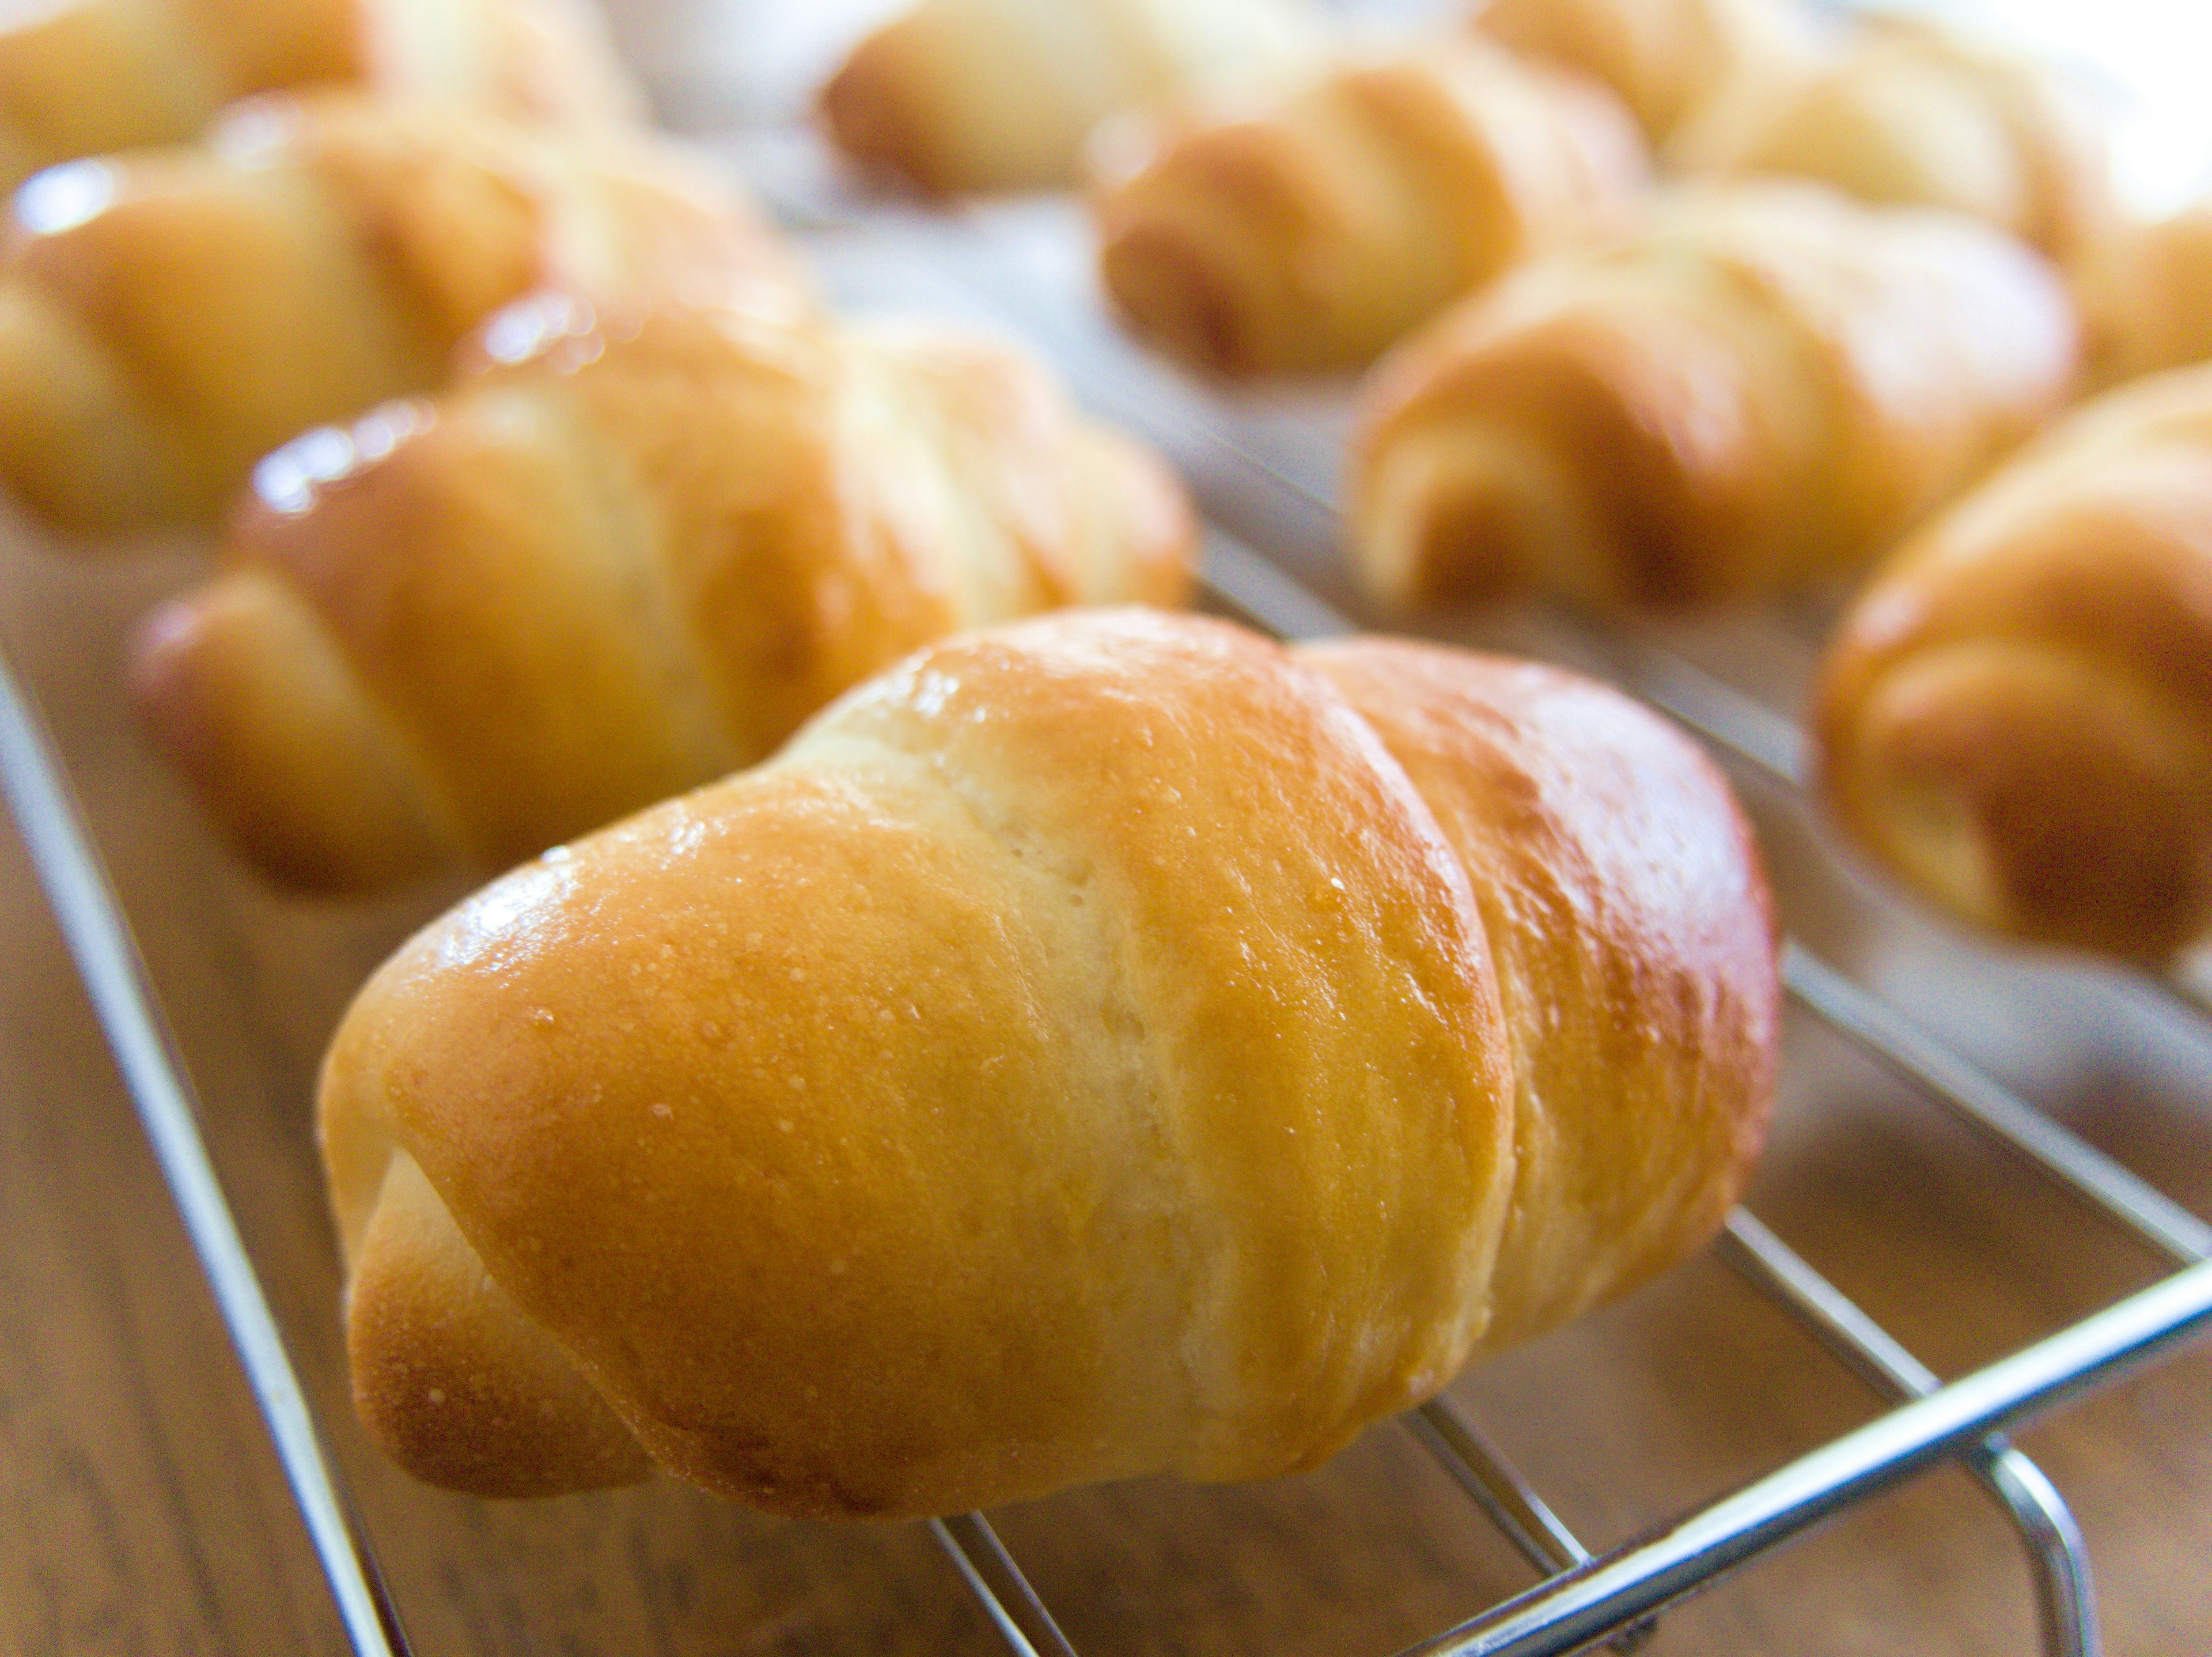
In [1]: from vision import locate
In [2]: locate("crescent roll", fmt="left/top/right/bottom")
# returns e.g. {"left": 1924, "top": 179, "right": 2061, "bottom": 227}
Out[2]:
{"left": 0, "top": 0, "right": 640, "bottom": 191}
{"left": 1816, "top": 365, "right": 2212, "bottom": 962}
{"left": 1473, "top": 0, "right": 1816, "bottom": 147}
{"left": 130, "top": 297, "right": 1195, "bottom": 896}
{"left": 0, "top": 95, "right": 806, "bottom": 538}
{"left": 819, "top": 0, "right": 1327, "bottom": 196}
{"left": 1669, "top": 17, "right": 2113, "bottom": 268}
{"left": 1351, "top": 185, "right": 2079, "bottom": 612}
{"left": 317, "top": 608, "right": 1780, "bottom": 1513}
{"left": 1094, "top": 36, "right": 1647, "bottom": 374}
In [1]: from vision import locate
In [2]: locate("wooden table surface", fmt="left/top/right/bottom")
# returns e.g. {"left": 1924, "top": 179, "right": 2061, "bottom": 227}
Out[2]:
{"left": 3, "top": 500, "right": 2211, "bottom": 1657}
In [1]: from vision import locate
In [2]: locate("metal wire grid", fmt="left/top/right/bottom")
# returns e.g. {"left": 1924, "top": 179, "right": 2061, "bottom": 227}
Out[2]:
{"left": 3, "top": 191, "right": 2212, "bottom": 1657}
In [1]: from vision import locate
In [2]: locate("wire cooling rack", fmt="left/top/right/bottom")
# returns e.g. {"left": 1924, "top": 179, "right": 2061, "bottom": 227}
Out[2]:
{"left": 6, "top": 133, "right": 2212, "bottom": 1657}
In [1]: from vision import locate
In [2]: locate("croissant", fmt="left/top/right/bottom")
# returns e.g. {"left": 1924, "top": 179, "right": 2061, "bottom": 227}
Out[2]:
{"left": 1668, "top": 16, "right": 2113, "bottom": 268}
{"left": 0, "top": 94, "right": 806, "bottom": 536}
{"left": 1350, "top": 184, "right": 2079, "bottom": 613}
{"left": 819, "top": 0, "right": 1327, "bottom": 196}
{"left": 0, "top": 0, "right": 639, "bottom": 191}
{"left": 316, "top": 607, "right": 1780, "bottom": 1513}
{"left": 130, "top": 296, "right": 1196, "bottom": 896}
{"left": 1815, "top": 365, "right": 2212, "bottom": 962}
{"left": 1471, "top": 0, "right": 1815, "bottom": 147}
{"left": 2077, "top": 205, "right": 2212, "bottom": 386}
{"left": 1093, "top": 36, "right": 1647, "bottom": 374}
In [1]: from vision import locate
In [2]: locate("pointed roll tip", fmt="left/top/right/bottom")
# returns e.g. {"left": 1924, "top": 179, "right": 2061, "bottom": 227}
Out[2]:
{"left": 126, "top": 570, "right": 462, "bottom": 895}
{"left": 1099, "top": 215, "right": 1268, "bottom": 377}
{"left": 817, "top": 13, "right": 987, "bottom": 199}
{"left": 342, "top": 1145, "right": 655, "bottom": 1499}
{"left": 0, "top": 277, "right": 191, "bottom": 536}
{"left": 1817, "top": 639, "right": 2212, "bottom": 963}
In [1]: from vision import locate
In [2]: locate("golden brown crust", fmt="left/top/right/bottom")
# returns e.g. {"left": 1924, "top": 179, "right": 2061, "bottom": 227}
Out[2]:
{"left": 819, "top": 7, "right": 1014, "bottom": 199}
{"left": 819, "top": 0, "right": 1326, "bottom": 197}
{"left": 1303, "top": 642, "right": 1777, "bottom": 1346}
{"left": 2077, "top": 206, "right": 2212, "bottom": 387}
{"left": 1473, "top": 0, "right": 1814, "bottom": 146}
{"left": 345, "top": 1150, "right": 656, "bottom": 1496}
{"left": 0, "top": 0, "right": 639, "bottom": 191}
{"left": 1094, "top": 36, "right": 1647, "bottom": 374}
{"left": 1350, "top": 184, "right": 2079, "bottom": 612}
{"left": 131, "top": 301, "right": 1197, "bottom": 894}
{"left": 0, "top": 96, "right": 806, "bottom": 535}
{"left": 317, "top": 609, "right": 1777, "bottom": 1515}
{"left": 1815, "top": 366, "right": 2212, "bottom": 961}
{"left": 1670, "top": 17, "right": 2114, "bottom": 269}
{"left": 129, "top": 567, "right": 463, "bottom": 891}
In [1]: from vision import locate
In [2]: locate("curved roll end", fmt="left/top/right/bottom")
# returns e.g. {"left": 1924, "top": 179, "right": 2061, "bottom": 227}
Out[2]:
{"left": 1817, "top": 638, "right": 2212, "bottom": 963}
{"left": 1094, "top": 46, "right": 1642, "bottom": 378}
{"left": 1354, "top": 418, "right": 1614, "bottom": 613}
{"left": 819, "top": 15, "right": 956, "bottom": 195}
{"left": 323, "top": 985, "right": 652, "bottom": 1498}
{"left": 1097, "top": 108, "right": 1435, "bottom": 377}
{"left": 128, "top": 570, "right": 461, "bottom": 894}
{"left": 820, "top": 5, "right": 1089, "bottom": 196}
{"left": 0, "top": 276, "right": 188, "bottom": 535}
{"left": 1099, "top": 203, "right": 1280, "bottom": 376}
{"left": 1815, "top": 380, "right": 2212, "bottom": 963}
{"left": 340, "top": 1141, "right": 654, "bottom": 1499}
{"left": 1351, "top": 295, "right": 1789, "bottom": 613}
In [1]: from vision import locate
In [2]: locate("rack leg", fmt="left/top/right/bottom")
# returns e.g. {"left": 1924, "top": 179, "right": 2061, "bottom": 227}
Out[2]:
{"left": 1718, "top": 1213, "right": 2099, "bottom": 1657}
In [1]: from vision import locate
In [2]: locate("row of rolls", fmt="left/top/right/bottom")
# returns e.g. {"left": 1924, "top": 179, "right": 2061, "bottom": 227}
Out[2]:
{"left": 0, "top": 0, "right": 2188, "bottom": 1526}
{"left": 821, "top": 0, "right": 2212, "bottom": 967}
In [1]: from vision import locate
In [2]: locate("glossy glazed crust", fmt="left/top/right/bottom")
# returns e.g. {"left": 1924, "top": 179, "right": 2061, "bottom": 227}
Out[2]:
{"left": 1350, "top": 184, "right": 2078, "bottom": 612}
{"left": 1474, "top": 0, "right": 1814, "bottom": 146}
{"left": 130, "top": 301, "right": 1196, "bottom": 894}
{"left": 1816, "top": 366, "right": 2212, "bottom": 961}
{"left": 0, "top": 0, "right": 639, "bottom": 191}
{"left": 1094, "top": 36, "right": 1647, "bottom": 375}
{"left": 0, "top": 94, "right": 804, "bottom": 535}
{"left": 1304, "top": 641, "right": 1777, "bottom": 1347}
{"left": 1671, "top": 17, "right": 2113, "bottom": 268}
{"left": 317, "top": 610, "right": 1778, "bottom": 1516}
{"left": 819, "top": 0, "right": 1325, "bottom": 196}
